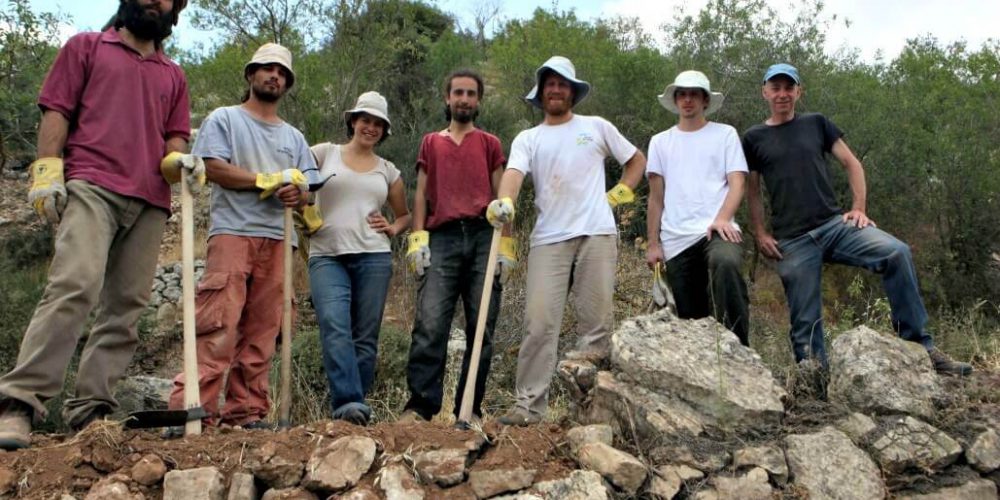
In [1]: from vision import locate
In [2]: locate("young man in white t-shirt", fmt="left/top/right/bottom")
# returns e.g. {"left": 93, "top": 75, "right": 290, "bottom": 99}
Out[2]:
{"left": 646, "top": 70, "right": 750, "bottom": 345}
{"left": 486, "top": 56, "right": 646, "bottom": 425}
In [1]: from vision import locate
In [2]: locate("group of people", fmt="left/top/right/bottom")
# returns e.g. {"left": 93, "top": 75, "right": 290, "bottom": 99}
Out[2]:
{"left": 0, "top": 0, "right": 973, "bottom": 450}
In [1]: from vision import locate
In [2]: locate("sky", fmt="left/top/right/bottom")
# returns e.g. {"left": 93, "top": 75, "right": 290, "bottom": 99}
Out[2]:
{"left": 27, "top": 0, "right": 1000, "bottom": 62}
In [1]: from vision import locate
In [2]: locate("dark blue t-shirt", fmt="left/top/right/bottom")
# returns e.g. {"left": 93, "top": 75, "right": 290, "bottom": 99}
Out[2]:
{"left": 742, "top": 113, "right": 844, "bottom": 240}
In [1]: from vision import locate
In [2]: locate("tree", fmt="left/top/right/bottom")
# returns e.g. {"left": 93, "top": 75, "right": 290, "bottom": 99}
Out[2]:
{"left": 0, "top": 0, "right": 62, "bottom": 170}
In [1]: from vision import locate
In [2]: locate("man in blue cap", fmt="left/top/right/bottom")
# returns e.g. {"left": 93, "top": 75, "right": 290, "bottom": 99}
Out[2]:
{"left": 742, "top": 63, "right": 972, "bottom": 375}
{"left": 487, "top": 56, "right": 646, "bottom": 425}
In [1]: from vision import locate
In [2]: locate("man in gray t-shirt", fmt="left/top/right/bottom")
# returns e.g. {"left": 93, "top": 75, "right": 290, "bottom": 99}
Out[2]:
{"left": 167, "top": 43, "right": 319, "bottom": 428}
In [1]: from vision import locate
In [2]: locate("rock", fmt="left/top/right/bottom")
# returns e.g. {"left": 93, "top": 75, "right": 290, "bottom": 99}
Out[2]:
{"left": 260, "top": 488, "right": 319, "bottom": 500}
{"left": 413, "top": 448, "right": 469, "bottom": 487}
{"left": 250, "top": 453, "right": 304, "bottom": 489}
{"left": 834, "top": 412, "right": 877, "bottom": 444}
{"left": 91, "top": 443, "right": 119, "bottom": 473}
{"left": 733, "top": 445, "right": 788, "bottom": 485}
{"left": 557, "top": 359, "right": 599, "bottom": 401}
{"left": 85, "top": 476, "right": 144, "bottom": 500}
{"left": 785, "top": 426, "right": 884, "bottom": 499}
{"left": 566, "top": 425, "right": 613, "bottom": 454}
{"left": 828, "top": 326, "right": 940, "bottom": 418}
{"left": 114, "top": 376, "right": 173, "bottom": 416}
{"left": 163, "top": 467, "right": 225, "bottom": 500}
{"left": 706, "top": 467, "right": 773, "bottom": 500}
{"left": 156, "top": 302, "right": 179, "bottom": 326}
{"left": 896, "top": 478, "right": 998, "bottom": 499}
{"left": 376, "top": 464, "right": 424, "bottom": 500}
{"left": 966, "top": 428, "right": 1000, "bottom": 473}
{"left": 609, "top": 311, "right": 786, "bottom": 434}
{"left": 648, "top": 464, "right": 703, "bottom": 499}
{"left": 650, "top": 445, "right": 729, "bottom": 473}
{"left": 468, "top": 467, "right": 536, "bottom": 499}
{"left": 532, "top": 470, "right": 608, "bottom": 500}
{"left": 162, "top": 286, "right": 182, "bottom": 304}
{"left": 0, "top": 466, "right": 16, "bottom": 494}
{"left": 301, "top": 435, "right": 376, "bottom": 492}
{"left": 576, "top": 442, "right": 646, "bottom": 495}
{"left": 870, "top": 416, "right": 963, "bottom": 473}
{"left": 60, "top": 495, "right": 78, "bottom": 500}
{"left": 130, "top": 454, "right": 167, "bottom": 486}
{"left": 227, "top": 472, "right": 257, "bottom": 500}
{"left": 585, "top": 370, "right": 705, "bottom": 437}
{"left": 336, "top": 487, "right": 380, "bottom": 500}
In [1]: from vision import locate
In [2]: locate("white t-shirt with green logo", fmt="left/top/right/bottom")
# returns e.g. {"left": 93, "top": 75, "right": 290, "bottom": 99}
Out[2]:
{"left": 507, "top": 115, "right": 637, "bottom": 247}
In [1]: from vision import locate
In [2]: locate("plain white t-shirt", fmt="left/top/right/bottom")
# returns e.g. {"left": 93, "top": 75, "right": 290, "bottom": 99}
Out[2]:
{"left": 308, "top": 143, "right": 401, "bottom": 257}
{"left": 646, "top": 121, "right": 748, "bottom": 260}
{"left": 507, "top": 115, "right": 637, "bottom": 247}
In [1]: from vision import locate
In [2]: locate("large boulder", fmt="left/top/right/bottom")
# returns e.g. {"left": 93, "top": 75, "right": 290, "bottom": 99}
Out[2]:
{"left": 575, "top": 443, "right": 646, "bottom": 495}
{"left": 785, "top": 426, "right": 884, "bottom": 499}
{"left": 896, "top": 478, "right": 998, "bottom": 500}
{"left": 966, "top": 428, "right": 1000, "bottom": 473}
{"left": 828, "top": 326, "right": 940, "bottom": 418}
{"left": 301, "top": 435, "right": 377, "bottom": 492}
{"left": 163, "top": 468, "right": 225, "bottom": 500}
{"left": 869, "top": 416, "right": 963, "bottom": 474}
{"left": 604, "top": 311, "right": 786, "bottom": 436}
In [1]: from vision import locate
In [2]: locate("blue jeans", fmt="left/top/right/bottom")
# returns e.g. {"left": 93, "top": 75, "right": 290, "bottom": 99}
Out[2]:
{"left": 776, "top": 215, "right": 934, "bottom": 364}
{"left": 308, "top": 252, "right": 392, "bottom": 419}
{"left": 404, "top": 218, "right": 501, "bottom": 420}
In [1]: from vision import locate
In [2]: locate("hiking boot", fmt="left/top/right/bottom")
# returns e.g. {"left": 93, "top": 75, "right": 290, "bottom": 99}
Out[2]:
{"left": 0, "top": 398, "right": 32, "bottom": 450}
{"left": 70, "top": 407, "right": 111, "bottom": 434}
{"left": 497, "top": 407, "right": 540, "bottom": 427}
{"left": 241, "top": 419, "right": 274, "bottom": 431}
{"left": 928, "top": 348, "right": 973, "bottom": 376}
{"left": 397, "top": 410, "right": 427, "bottom": 424}
{"left": 162, "top": 426, "right": 184, "bottom": 439}
{"left": 336, "top": 408, "right": 369, "bottom": 427}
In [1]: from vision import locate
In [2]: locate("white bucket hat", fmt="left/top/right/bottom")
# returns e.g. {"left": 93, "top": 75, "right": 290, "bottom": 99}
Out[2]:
{"left": 524, "top": 56, "right": 591, "bottom": 109}
{"left": 244, "top": 43, "right": 295, "bottom": 89}
{"left": 344, "top": 91, "right": 392, "bottom": 136}
{"left": 657, "top": 70, "right": 724, "bottom": 116}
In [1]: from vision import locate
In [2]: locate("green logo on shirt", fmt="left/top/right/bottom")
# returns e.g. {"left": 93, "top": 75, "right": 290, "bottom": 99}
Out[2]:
{"left": 576, "top": 133, "right": 595, "bottom": 146}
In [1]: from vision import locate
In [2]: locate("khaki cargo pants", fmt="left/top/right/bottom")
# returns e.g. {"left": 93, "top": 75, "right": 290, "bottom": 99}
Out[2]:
{"left": 0, "top": 180, "right": 167, "bottom": 428}
{"left": 513, "top": 234, "right": 617, "bottom": 417}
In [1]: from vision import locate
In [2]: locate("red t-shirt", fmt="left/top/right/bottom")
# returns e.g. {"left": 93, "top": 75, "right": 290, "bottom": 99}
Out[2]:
{"left": 38, "top": 29, "right": 191, "bottom": 211}
{"left": 417, "top": 129, "right": 505, "bottom": 229}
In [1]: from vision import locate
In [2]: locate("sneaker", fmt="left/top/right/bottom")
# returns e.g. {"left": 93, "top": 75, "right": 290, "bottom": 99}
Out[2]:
{"left": 0, "top": 398, "right": 32, "bottom": 450}
{"left": 497, "top": 407, "right": 540, "bottom": 427}
{"left": 335, "top": 407, "right": 369, "bottom": 427}
{"left": 928, "top": 348, "right": 973, "bottom": 376}
{"left": 397, "top": 409, "right": 427, "bottom": 424}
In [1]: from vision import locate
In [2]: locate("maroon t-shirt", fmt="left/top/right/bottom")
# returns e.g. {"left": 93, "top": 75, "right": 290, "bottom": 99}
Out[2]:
{"left": 38, "top": 29, "right": 191, "bottom": 211}
{"left": 417, "top": 129, "right": 505, "bottom": 229}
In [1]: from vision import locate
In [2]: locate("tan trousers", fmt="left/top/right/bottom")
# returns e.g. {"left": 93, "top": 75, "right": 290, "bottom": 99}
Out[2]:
{"left": 514, "top": 235, "right": 617, "bottom": 416}
{"left": 0, "top": 180, "right": 166, "bottom": 428}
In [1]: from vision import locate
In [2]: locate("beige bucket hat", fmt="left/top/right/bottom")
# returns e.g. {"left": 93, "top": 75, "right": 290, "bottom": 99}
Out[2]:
{"left": 244, "top": 43, "right": 295, "bottom": 89}
{"left": 657, "top": 70, "right": 724, "bottom": 116}
{"left": 524, "top": 56, "right": 591, "bottom": 109}
{"left": 343, "top": 91, "right": 392, "bottom": 136}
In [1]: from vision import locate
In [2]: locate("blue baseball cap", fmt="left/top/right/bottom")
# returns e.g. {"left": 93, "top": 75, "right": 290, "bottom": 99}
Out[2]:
{"left": 762, "top": 63, "right": 800, "bottom": 84}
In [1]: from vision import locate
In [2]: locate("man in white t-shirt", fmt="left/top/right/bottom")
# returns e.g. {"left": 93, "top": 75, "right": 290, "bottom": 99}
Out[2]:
{"left": 486, "top": 56, "right": 646, "bottom": 426}
{"left": 646, "top": 70, "right": 750, "bottom": 345}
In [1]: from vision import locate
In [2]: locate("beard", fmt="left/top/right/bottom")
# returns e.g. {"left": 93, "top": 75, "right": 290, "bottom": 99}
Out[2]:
{"left": 120, "top": 0, "right": 174, "bottom": 42}
{"left": 251, "top": 81, "right": 285, "bottom": 103}
{"left": 444, "top": 105, "right": 478, "bottom": 123}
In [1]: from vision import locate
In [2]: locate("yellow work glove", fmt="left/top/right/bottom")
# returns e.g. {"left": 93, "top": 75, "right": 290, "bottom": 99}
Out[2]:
{"left": 160, "top": 152, "right": 206, "bottom": 193}
{"left": 406, "top": 230, "right": 431, "bottom": 276}
{"left": 606, "top": 183, "right": 635, "bottom": 208}
{"left": 496, "top": 236, "right": 517, "bottom": 285}
{"left": 652, "top": 263, "right": 677, "bottom": 314}
{"left": 28, "top": 157, "right": 67, "bottom": 224}
{"left": 486, "top": 197, "right": 515, "bottom": 228}
{"left": 256, "top": 168, "right": 308, "bottom": 199}
{"left": 300, "top": 203, "right": 323, "bottom": 235}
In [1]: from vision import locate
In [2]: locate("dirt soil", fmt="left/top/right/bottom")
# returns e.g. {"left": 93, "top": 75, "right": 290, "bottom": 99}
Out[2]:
{"left": 0, "top": 419, "right": 573, "bottom": 499}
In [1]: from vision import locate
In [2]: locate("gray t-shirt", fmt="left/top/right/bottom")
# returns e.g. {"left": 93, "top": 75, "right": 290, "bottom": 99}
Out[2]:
{"left": 193, "top": 105, "right": 318, "bottom": 246}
